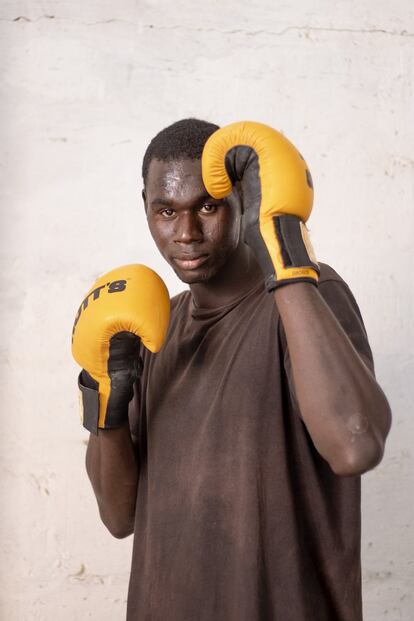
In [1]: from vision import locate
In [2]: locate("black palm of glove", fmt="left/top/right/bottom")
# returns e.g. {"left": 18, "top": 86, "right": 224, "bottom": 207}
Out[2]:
{"left": 80, "top": 332, "right": 142, "bottom": 433}
{"left": 201, "top": 121, "right": 320, "bottom": 291}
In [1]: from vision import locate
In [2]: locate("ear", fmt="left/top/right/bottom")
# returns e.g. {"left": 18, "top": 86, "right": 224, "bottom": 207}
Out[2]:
{"left": 142, "top": 189, "right": 148, "bottom": 214}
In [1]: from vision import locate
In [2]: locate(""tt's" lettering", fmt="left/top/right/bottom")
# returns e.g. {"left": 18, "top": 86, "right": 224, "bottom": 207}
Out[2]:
{"left": 72, "top": 280, "right": 127, "bottom": 341}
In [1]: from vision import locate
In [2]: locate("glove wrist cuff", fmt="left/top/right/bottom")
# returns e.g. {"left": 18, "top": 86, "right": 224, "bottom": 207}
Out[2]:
{"left": 261, "top": 215, "right": 320, "bottom": 292}
{"left": 78, "top": 371, "right": 131, "bottom": 435}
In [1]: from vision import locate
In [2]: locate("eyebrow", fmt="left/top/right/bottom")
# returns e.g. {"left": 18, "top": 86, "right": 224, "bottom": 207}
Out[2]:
{"left": 150, "top": 198, "right": 174, "bottom": 207}
{"left": 149, "top": 192, "right": 220, "bottom": 209}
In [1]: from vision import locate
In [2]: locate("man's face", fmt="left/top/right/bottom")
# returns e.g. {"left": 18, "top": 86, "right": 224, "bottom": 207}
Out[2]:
{"left": 144, "top": 158, "right": 242, "bottom": 284}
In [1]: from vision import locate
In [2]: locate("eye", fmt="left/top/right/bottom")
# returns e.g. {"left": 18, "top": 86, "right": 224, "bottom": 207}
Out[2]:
{"left": 160, "top": 208, "right": 175, "bottom": 218}
{"left": 200, "top": 203, "right": 217, "bottom": 214}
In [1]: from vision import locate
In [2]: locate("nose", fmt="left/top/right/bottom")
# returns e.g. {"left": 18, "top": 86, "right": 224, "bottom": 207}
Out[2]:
{"left": 173, "top": 212, "right": 203, "bottom": 245}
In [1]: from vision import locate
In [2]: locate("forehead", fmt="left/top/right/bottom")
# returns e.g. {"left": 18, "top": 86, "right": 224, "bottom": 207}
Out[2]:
{"left": 146, "top": 158, "right": 205, "bottom": 200}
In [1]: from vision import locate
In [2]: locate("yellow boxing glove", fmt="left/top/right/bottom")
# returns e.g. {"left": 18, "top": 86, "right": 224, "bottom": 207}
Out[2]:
{"left": 202, "top": 121, "right": 319, "bottom": 290}
{"left": 71, "top": 264, "right": 170, "bottom": 434}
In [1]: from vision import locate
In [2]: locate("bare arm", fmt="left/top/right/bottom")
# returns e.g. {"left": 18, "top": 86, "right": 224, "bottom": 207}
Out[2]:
{"left": 85, "top": 399, "right": 139, "bottom": 539}
{"left": 274, "top": 282, "right": 392, "bottom": 476}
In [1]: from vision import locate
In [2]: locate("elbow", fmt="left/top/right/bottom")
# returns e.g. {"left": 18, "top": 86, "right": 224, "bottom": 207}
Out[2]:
{"left": 330, "top": 437, "right": 385, "bottom": 477}
{"left": 99, "top": 509, "right": 135, "bottom": 539}
{"left": 103, "top": 517, "right": 134, "bottom": 539}
{"left": 331, "top": 401, "right": 392, "bottom": 477}
{"left": 107, "top": 525, "right": 134, "bottom": 539}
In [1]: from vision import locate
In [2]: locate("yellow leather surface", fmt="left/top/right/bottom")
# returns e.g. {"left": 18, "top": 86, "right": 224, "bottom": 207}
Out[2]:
{"left": 72, "top": 264, "right": 170, "bottom": 426}
{"left": 202, "top": 121, "right": 317, "bottom": 282}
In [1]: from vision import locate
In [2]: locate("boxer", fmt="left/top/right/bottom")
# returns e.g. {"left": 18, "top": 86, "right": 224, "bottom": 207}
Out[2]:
{"left": 72, "top": 119, "right": 391, "bottom": 621}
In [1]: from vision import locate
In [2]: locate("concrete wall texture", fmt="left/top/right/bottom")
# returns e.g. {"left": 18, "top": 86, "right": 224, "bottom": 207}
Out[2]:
{"left": 0, "top": 1, "right": 413, "bottom": 619}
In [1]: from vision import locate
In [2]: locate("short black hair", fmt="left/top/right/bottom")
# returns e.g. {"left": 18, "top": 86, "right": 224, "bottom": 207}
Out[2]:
{"left": 142, "top": 118, "right": 219, "bottom": 185}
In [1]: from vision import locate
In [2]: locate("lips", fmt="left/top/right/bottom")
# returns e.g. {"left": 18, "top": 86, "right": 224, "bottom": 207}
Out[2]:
{"left": 172, "top": 254, "right": 209, "bottom": 270}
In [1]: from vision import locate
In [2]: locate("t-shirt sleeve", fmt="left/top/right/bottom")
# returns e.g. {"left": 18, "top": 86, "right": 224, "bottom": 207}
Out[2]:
{"left": 278, "top": 278, "right": 376, "bottom": 411}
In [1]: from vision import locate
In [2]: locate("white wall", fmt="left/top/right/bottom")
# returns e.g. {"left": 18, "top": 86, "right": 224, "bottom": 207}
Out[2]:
{"left": 1, "top": 1, "right": 413, "bottom": 619}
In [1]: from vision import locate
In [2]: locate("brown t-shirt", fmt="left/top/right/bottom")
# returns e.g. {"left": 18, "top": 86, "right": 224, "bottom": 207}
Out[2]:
{"left": 127, "top": 262, "right": 375, "bottom": 621}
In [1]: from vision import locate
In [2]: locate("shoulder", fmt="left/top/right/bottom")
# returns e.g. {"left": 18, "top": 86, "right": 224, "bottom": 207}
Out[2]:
{"left": 318, "top": 262, "right": 349, "bottom": 286}
{"left": 165, "top": 289, "right": 193, "bottom": 334}
{"left": 316, "top": 262, "right": 375, "bottom": 371}
{"left": 317, "top": 262, "right": 360, "bottom": 310}
{"left": 317, "top": 262, "right": 363, "bottom": 320}
{"left": 170, "top": 289, "right": 191, "bottom": 315}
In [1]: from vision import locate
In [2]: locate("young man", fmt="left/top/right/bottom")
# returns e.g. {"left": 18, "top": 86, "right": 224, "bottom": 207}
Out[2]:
{"left": 79, "top": 119, "right": 391, "bottom": 620}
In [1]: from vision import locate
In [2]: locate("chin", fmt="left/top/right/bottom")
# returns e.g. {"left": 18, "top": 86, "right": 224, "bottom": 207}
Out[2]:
{"left": 173, "top": 265, "right": 216, "bottom": 285}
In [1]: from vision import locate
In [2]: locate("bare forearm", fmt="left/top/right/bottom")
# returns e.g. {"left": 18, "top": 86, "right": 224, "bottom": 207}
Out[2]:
{"left": 274, "top": 283, "right": 392, "bottom": 475}
{"left": 86, "top": 423, "right": 139, "bottom": 538}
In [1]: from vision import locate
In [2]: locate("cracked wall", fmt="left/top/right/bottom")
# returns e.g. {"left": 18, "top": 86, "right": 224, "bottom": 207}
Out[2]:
{"left": 0, "top": 1, "right": 413, "bottom": 619}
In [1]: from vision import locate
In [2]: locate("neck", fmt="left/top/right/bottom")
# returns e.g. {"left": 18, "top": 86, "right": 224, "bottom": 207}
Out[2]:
{"left": 189, "top": 244, "right": 263, "bottom": 309}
